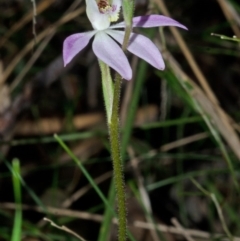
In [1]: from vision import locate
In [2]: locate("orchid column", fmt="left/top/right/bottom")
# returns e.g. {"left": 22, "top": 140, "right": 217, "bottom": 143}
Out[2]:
{"left": 63, "top": 0, "right": 187, "bottom": 240}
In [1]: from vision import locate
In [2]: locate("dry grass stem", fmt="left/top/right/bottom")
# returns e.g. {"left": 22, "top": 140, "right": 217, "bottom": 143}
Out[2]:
{"left": 61, "top": 171, "right": 112, "bottom": 208}
{"left": 15, "top": 113, "right": 104, "bottom": 135}
{"left": 153, "top": 0, "right": 219, "bottom": 105}
{"left": 30, "top": 0, "right": 37, "bottom": 41}
{"left": 135, "top": 220, "right": 240, "bottom": 241}
{"left": 162, "top": 49, "right": 240, "bottom": 160}
{"left": 191, "top": 179, "right": 233, "bottom": 241}
{"left": 0, "top": 202, "right": 103, "bottom": 222}
{"left": 171, "top": 218, "right": 196, "bottom": 241}
{"left": 43, "top": 217, "right": 87, "bottom": 241}
{"left": 216, "top": 0, "right": 240, "bottom": 37}
{"left": 120, "top": 56, "right": 138, "bottom": 125}
{"left": 160, "top": 132, "right": 209, "bottom": 152}
{"left": 2, "top": 6, "right": 85, "bottom": 84}
{"left": 1, "top": 202, "right": 238, "bottom": 241}
{"left": 10, "top": 30, "right": 55, "bottom": 92}
{"left": 129, "top": 147, "right": 161, "bottom": 241}
{"left": 0, "top": 0, "right": 55, "bottom": 48}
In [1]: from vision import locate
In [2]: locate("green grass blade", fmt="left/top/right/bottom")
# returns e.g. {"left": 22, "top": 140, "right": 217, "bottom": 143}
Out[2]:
{"left": 3, "top": 157, "right": 47, "bottom": 211}
{"left": 147, "top": 168, "right": 227, "bottom": 191}
{"left": 11, "top": 158, "right": 22, "bottom": 241}
{"left": 54, "top": 134, "right": 136, "bottom": 241}
{"left": 141, "top": 116, "right": 203, "bottom": 130}
{"left": 1, "top": 131, "right": 99, "bottom": 146}
{"left": 97, "top": 181, "right": 115, "bottom": 241}
{"left": 54, "top": 134, "right": 114, "bottom": 213}
{"left": 157, "top": 69, "right": 239, "bottom": 192}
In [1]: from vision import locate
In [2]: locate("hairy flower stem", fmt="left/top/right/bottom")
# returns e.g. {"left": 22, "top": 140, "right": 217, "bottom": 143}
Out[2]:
{"left": 122, "top": 26, "right": 132, "bottom": 51}
{"left": 100, "top": 16, "right": 132, "bottom": 241}
{"left": 109, "top": 73, "right": 126, "bottom": 241}
{"left": 108, "top": 22, "right": 133, "bottom": 241}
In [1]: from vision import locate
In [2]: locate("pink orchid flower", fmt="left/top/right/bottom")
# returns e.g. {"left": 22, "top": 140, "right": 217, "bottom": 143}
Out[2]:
{"left": 63, "top": 0, "right": 187, "bottom": 80}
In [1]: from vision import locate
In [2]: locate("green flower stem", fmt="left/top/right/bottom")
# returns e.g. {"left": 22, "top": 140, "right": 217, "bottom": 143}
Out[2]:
{"left": 122, "top": 0, "right": 134, "bottom": 33}
{"left": 99, "top": 61, "right": 127, "bottom": 241}
{"left": 108, "top": 17, "right": 133, "bottom": 241}
{"left": 122, "top": 25, "right": 132, "bottom": 51}
{"left": 100, "top": 7, "right": 133, "bottom": 241}
{"left": 107, "top": 12, "right": 133, "bottom": 241}
{"left": 109, "top": 73, "right": 126, "bottom": 241}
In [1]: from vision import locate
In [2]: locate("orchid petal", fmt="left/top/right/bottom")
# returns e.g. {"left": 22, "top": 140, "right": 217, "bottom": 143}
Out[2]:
{"left": 112, "top": 0, "right": 122, "bottom": 6}
{"left": 92, "top": 31, "right": 132, "bottom": 80}
{"left": 108, "top": 0, "right": 122, "bottom": 22}
{"left": 63, "top": 31, "right": 96, "bottom": 66}
{"left": 86, "top": 0, "right": 110, "bottom": 30}
{"left": 109, "top": 20, "right": 125, "bottom": 29}
{"left": 110, "top": 15, "right": 188, "bottom": 30}
{"left": 112, "top": 0, "right": 122, "bottom": 14}
{"left": 106, "top": 30, "right": 165, "bottom": 70}
{"left": 132, "top": 15, "right": 188, "bottom": 29}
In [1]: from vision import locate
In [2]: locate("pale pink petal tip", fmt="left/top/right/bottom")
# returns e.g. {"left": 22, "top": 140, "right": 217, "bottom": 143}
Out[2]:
{"left": 110, "top": 15, "right": 188, "bottom": 31}
{"left": 132, "top": 15, "right": 188, "bottom": 30}
{"left": 106, "top": 30, "right": 165, "bottom": 71}
{"left": 93, "top": 32, "right": 132, "bottom": 80}
{"left": 63, "top": 31, "right": 95, "bottom": 66}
